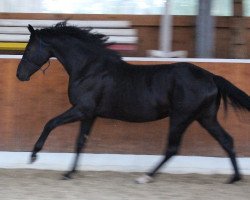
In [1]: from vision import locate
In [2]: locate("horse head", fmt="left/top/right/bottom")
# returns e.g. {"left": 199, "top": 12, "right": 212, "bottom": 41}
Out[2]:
{"left": 16, "top": 25, "right": 52, "bottom": 81}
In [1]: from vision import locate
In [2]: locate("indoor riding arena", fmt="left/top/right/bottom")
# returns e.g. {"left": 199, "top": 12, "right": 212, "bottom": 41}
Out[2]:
{"left": 0, "top": 1, "right": 250, "bottom": 200}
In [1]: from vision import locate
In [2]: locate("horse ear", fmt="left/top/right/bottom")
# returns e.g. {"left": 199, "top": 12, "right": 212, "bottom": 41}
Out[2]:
{"left": 28, "top": 24, "right": 35, "bottom": 34}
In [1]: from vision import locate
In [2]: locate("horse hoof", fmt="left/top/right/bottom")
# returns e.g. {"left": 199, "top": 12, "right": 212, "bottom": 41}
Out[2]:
{"left": 30, "top": 154, "right": 37, "bottom": 164}
{"left": 135, "top": 175, "right": 153, "bottom": 184}
{"left": 226, "top": 175, "right": 242, "bottom": 184}
{"left": 61, "top": 173, "right": 72, "bottom": 180}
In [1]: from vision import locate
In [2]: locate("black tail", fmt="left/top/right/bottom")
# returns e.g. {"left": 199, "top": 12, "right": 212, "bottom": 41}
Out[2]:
{"left": 213, "top": 75, "right": 250, "bottom": 111}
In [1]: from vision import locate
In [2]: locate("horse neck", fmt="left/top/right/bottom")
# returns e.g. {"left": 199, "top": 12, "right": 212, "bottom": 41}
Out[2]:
{"left": 50, "top": 37, "right": 88, "bottom": 77}
{"left": 49, "top": 36, "right": 124, "bottom": 80}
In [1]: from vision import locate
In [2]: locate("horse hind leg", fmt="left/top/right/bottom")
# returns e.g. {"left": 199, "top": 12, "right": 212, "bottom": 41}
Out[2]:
{"left": 136, "top": 115, "right": 193, "bottom": 184}
{"left": 198, "top": 115, "right": 242, "bottom": 184}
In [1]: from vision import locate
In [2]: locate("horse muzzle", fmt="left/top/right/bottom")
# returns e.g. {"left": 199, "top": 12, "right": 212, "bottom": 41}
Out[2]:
{"left": 16, "top": 72, "right": 30, "bottom": 81}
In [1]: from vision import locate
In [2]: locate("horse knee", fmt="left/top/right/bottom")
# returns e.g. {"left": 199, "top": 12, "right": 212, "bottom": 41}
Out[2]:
{"left": 166, "top": 146, "right": 179, "bottom": 156}
{"left": 44, "top": 118, "right": 58, "bottom": 131}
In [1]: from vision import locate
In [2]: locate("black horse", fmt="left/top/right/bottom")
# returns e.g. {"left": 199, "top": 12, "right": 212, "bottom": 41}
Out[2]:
{"left": 16, "top": 23, "right": 250, "bottom": 184}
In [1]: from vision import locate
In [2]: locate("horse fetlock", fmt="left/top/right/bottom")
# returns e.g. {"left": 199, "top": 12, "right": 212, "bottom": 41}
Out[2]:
{"left": 135, "top": 175, "right": 154, "bottom": 184}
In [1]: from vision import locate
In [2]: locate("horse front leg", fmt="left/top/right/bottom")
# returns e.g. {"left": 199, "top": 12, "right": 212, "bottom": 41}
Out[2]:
{"left": 63, "top": 119, "right": 95, "bottom": 179}
{"left": 30, "top": 106, "right": 86, "bottom": 163}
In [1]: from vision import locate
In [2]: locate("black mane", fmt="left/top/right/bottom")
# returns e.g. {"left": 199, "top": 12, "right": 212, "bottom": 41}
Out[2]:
{"left": 36, "top": 21, "right": 121, "bottom": 59}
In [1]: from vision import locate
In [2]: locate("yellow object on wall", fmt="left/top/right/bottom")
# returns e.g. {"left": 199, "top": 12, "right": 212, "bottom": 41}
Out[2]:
{"left": 0, "top": 42, "right": 27, "bottom": 51}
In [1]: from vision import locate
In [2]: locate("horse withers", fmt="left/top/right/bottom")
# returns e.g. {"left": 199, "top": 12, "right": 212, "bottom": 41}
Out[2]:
{"left": 16, "top": 23, "right": 250, "bottom": 183}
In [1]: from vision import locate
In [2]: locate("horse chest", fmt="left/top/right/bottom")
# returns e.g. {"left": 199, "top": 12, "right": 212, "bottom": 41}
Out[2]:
{"left": 68, "top": 79, "right": 102, "bottom": 105}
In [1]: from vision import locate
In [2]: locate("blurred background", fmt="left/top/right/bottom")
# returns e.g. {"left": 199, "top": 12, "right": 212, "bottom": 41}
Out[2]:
{"left": 0, "top": 0, "right": 239, "bottom": 15}
{"left": 0, "top": 0, "right": 249, "bottom": 58}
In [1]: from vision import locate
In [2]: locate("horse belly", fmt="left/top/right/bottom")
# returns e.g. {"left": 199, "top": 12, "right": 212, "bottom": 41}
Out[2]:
{"left": 97, "top": 96, "right": 169, "bottom": 122}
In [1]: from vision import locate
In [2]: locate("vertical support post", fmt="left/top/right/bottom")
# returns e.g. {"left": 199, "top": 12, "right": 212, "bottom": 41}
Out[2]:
{"left": 195, "top": 0, "right": 215, "bottom": 58}
{"left": 159, "top": 0, "right": 172, "bottom": 52}
{"left": 147, "top": 0, "right": 187, "bottom": 58}
{"left": 230, "top": 0, "right": 247, "bottom": 58}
